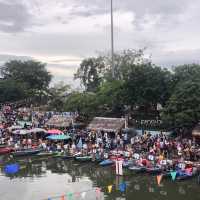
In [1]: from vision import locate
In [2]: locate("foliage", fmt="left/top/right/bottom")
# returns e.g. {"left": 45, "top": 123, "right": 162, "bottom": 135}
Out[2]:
{"left": 0, "top": 60, "right": 52, "bottom": 103}
{"left": 95, "top": 80, "right": 125, "bottom": 116}
{"left": 64, "top": 92, "right": 97, "bottom": 119}
{"left": 123, "top": 63, "right": 173, "bottom": 110}
{"left": 0, "top": 79, "right": 26, "bottom": 103}
{"left": 162, "top": 64, "right": 200, "bottom": 129}
{"left": 74, "top": 57, "right": 105, "bottom": 92}
{"left": 103, "top": 49, "right": 148, "bottom": 81}
{"left": 74, "top": 49, "right": 147, "bottom": 92}
{"left": 48, "top": 81, "right": 71, "bottom": 111}
{"left": 1, "top": 60, "right": 51, "bottom": 92}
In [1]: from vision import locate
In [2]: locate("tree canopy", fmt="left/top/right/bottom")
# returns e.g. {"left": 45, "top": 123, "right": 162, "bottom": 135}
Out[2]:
{"left": 162, "top": 64, "right": 200, "bottom": 130}
{"left": 0, "top": 60, "right": 51, "bottom": 103}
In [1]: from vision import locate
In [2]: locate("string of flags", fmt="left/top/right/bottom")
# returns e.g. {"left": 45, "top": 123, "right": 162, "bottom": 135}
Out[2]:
{"left": 45, "top": 171, "right": 183, "bottom": 200}
{"left": 45, "top": 182, "right": 127, "bottom": 200}
{"left": 156, "top": 171, "right": 177, "bottom": 186}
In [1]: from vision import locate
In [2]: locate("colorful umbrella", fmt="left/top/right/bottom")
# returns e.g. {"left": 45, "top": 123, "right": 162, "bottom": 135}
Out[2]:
{"left": 13, "top": 129, "right": 29, "bottom": 135}
{"left": 28, "top": 128, "right": 47, "bottom": 134}
{"left": 47, "top": 129, "right": 63, "bottom": 135}
{"left": 46, "top": 134, "right": 71, "bottom": 140}
{"left": 8, "top": 125, "right": 23, "bottom": 131}
{"left": 4, "top": 164, "right": 20, "bottom": 174}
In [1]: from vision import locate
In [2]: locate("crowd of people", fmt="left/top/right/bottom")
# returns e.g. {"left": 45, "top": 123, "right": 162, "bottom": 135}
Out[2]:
{"left": 0, "top": 105, "right": 200, "bottom": 166}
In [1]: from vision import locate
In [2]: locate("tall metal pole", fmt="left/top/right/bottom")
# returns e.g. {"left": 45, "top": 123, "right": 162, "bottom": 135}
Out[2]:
{"left": 111, "top": 0, "right": 115, "bottom": 78}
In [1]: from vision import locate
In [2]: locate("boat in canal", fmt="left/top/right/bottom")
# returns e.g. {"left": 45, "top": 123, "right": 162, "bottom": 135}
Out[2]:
{"left": 129, "top": 165, "right": 147, "bottom": 173}
{"left": 0, "top": 147, "right": 14, "bottom": 155}
{"left": 146, "top": 166, "right": 162, "bottom": 174}
{"left": 12, "top": 148, "right": 42, "bottom": 157}
{"left": 99, "top": 159, "right": 115, "bottom": 166}
{"left": 75, "top": 155, "right": 92, "bottom": 162}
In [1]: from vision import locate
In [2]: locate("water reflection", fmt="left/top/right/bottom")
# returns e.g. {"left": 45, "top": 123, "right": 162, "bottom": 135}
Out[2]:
{"left": 0, "top": 155, "right": 200, "bottom": 200}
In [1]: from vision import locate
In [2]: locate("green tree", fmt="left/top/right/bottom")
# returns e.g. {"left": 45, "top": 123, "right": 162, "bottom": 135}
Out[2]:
{"left": 74, "top": 49, "right": 146, "bottom": 92}
{"left": 96, "top": 80, "right": 125, "bottom": 116}
{"left": 103, "top": 49, "right": 147, "bottom": 81}
{"left": 123, "top": 63, "right": 172, "bottom": 111}
{"left": 48, "top": 81, "right": 71, "bottom": 111}
{"left": 0, "top": 79, "right": 27, "bottom": 103}
{"left": 74, "top": 57, "right": 105, "bottom": 92}
{"left": 173, "top": 64, "right": 200, "bottom": 84}
{"left": 64, "top": 92, "right": 97, "bottom": 119}
{"left": 162, "top": 80, "right": 200, "bottom": 129}
{"left": 162, "top": 64, "right": 200, "bottom": 130}
{"left": 1, "top": 60, "right": 52, "bottom": 94}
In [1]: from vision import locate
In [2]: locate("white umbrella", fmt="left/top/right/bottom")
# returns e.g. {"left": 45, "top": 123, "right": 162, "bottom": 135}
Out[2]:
{"left": 8, "top": 125, "right": 23, "bottom": 131}
{"left": 13, "top": 129, "right": 29, "bottom": 135}
{"left": 28, "top": 128, "right": 47, "bottom": 134}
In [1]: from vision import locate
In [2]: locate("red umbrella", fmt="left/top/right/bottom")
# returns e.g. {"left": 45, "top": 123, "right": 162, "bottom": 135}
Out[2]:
{"left": 47, "top": 129, "right": 63, "bottom": 135}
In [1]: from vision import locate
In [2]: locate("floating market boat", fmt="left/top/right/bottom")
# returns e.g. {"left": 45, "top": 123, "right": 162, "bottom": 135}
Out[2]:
{"left": 99, "top": 159, "right": 115, "bottom": 166}
{"left": 146, "top": 166, "right": 162, "bottom": 174}
{"left": 123, "top": 160, "right": 134, "bottom": 168}
{"left": 36, "top": 152, "right": 57, "bottom": 157}
{"left": 61, "top": 155, "right": 74, "bottom": 160}
{"left": 129, "top": 165, "right": 147, "bottom": 173}
{"left": 12, "top": 148, "right": 42, "bottom": 157}
{"left": 176, "top": 168, "right": 197, "bottom": 181}
{"left": 75, "top": 155, "right": 92, "bottom": 162}
{"left": 0, "top": 147, "right": 13, "bottom": 155}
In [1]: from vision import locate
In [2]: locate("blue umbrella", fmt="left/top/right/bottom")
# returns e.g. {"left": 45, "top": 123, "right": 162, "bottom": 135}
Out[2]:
{"left": 46, "top": 134, "right": 71, "bottom": 140}
{"left": 4, "top": 164, "right": 20, "bottom": 174}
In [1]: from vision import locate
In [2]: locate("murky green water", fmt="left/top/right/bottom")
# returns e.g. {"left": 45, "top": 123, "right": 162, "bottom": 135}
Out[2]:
{"left": 0, "top": 155, "right": 199, "bottom": 200}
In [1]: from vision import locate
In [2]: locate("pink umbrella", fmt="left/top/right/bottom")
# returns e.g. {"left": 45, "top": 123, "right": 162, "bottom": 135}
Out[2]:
{"left": 47, "top": 129, "right": 63, "bottom": 135}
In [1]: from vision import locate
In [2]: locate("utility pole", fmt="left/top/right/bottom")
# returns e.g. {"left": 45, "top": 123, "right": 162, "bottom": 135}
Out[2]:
{"left": 111, "top": 0, "right": 115, "bottom": 78}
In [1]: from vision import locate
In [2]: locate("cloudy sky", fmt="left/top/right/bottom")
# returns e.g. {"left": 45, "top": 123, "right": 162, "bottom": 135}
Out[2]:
{"left": 0, "top": 0, "right": 200, "bottom": 87}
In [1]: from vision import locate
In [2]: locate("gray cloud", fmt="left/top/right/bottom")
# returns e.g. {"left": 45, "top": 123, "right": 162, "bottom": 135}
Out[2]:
{"left": 0, "top": 1, "right": 33, "bottom": 32}
{"left": 0, "top": 0, "right": 200, "bottom": 86}
{"left": 152, "top": 49, "right": 200, "bottom": 68}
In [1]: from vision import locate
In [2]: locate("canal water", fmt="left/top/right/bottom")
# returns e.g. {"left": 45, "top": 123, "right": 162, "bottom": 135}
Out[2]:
{"left": 0, "top": 155, "right": 199, "bottom": 200}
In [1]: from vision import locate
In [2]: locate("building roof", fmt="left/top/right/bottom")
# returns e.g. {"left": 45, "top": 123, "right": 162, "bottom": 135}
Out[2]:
{"left": 87, "top": 117, "right": 125, "bottom": 132}
{"left": 45, "top": 115, "right": 74, "bottom": 128}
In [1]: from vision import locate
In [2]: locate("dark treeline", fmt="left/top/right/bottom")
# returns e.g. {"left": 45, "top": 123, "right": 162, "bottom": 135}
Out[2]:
{"left": 1, "top": 49, "right": 200, "bottom": 132}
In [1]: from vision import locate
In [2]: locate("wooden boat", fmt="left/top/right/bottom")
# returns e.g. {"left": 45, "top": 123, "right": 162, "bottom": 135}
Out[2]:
{"left": 129, "top": 165, "right": 146, "bottom": 173}
{"left": 75, "top": 156, "right": 92, "bottom": 162}
{"left": 176, "top": 168, "right": 197, "bottom": 181}
{"left": 61, "top": 155, "right": 74, "bottom": 159}
{"left": 12, "top": 148, "right": 42, "bottom": 157}
{"left": 146, "top": 166, "right": 162, "bottom": 174}
{"left": 0, "top": 144, "right": 7, "bottom": 148}
{"left": 99, "top": 159, "right": 114, "bottom": 166}
{"left": 123, "top": 160, "right": 133, "bottom": 168}
{"left": 36, "top": 152, "right": 56, "bottom": 157}
{"left": 92, "top": 158, "right": 103, "bottom": 164}
{"left": 0, "top": 147, "right": 13, "bottom": 155}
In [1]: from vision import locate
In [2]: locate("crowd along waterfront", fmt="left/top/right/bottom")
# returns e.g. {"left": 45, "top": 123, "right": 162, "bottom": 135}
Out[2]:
{"left": 0, "top": 105, "right": 200, "bottom": 200}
